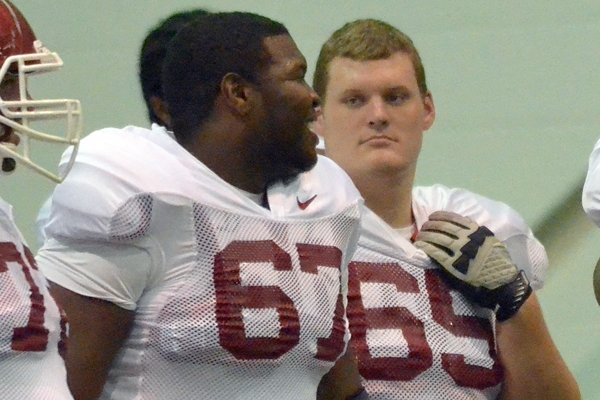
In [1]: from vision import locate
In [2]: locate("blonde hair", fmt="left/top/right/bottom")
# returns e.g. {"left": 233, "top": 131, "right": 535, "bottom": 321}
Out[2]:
{"left": 313, "top": 19, "right": 428, "bottom": 100}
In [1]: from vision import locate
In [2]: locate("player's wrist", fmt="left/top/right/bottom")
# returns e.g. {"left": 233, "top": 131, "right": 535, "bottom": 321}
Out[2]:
{"left": 494, "top": 270, "right": 532, "bottom": 322}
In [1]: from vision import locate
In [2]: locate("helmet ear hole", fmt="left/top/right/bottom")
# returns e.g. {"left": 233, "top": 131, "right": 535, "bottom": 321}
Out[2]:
{"left": 1, "top": 156, "right": 16, "bottom": 173}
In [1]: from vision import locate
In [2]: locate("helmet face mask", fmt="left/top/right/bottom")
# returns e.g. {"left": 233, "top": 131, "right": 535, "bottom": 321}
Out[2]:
{"left": 0, "top": 0, "right": 81, "bottom": 182}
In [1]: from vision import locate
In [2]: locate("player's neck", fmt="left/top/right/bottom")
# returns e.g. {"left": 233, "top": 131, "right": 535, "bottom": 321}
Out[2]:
{"left": 353, "top": 168, "right": 415, "bottom": 229}
{"left": 183, "top": 122, "right": 267, "bottom": 194}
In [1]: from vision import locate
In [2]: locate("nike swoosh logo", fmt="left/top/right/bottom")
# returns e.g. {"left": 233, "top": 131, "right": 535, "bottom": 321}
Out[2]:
{"left": 297, "top": 194, "right": 317, "bottom": 210}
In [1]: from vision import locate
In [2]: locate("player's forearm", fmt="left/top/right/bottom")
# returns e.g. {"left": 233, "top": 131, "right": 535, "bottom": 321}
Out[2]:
{"left": 317, "top": 350, "right": 364, "bottom": 400}
{"left": 65, "top": 349, "right": 114, "bottom": 400}
{"left": 496, "top": 293, "right": 580, "bottom": 400}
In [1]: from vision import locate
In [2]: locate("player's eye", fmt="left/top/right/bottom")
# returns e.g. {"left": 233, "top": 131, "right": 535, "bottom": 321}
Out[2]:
{"left": 344, "top": 96, "right": 364, "bottom": 108}
{"left": 387, "top": 92, "right": 410, "bottom": 105}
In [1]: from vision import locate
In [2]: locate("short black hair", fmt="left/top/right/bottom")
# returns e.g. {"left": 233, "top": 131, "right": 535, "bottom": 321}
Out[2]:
{"left": 139, "top": 9, "right": 210, "bottom": 125}
{"left": 162, "top": 12, "right": 289, "bottom": 144}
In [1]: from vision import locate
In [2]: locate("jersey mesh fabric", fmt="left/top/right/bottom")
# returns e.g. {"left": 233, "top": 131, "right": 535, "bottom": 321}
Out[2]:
{"left": 0, "top": 202, "right": 71, "bottom": 400}
{"left": 100, "top": 194, "right": 360, "bottom": 400}
{"left": 347, "top": 237, "right": 502, "bottom": 400}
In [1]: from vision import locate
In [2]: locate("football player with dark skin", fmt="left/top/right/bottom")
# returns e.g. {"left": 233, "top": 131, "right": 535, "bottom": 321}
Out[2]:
{"left": 37, "top": 12, "right": 363, "bottom": 400}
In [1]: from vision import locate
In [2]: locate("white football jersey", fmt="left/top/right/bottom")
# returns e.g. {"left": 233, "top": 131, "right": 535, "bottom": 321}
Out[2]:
{"left": 583, "top": 137, "right": 600, "bottom": 227}
{"left": 35, "top": 196, "right": 52, "bottom": 248}
{"left": 37, "top": 125, "right": 362, "bottom": 400}
{"left": 0, "top": 197, "right": 72, "bottom": 399}
{"left": 348, "top": 186, "right": 548, "bottom": 399}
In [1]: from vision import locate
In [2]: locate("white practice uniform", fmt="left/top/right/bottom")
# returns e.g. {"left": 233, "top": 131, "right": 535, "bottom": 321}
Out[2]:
{"left": 36, "top": 124, "right": 362, "bottom": 400}
{"left": 583, "top": 137, "right": 600, "bottom": 227}
{"left": 0, "top": 197, "right": 72, "bottom": 399}
{"left": 347, "top": 185, "right": 548, "bottom": 399}
{"left": 35, "top": 196, "right": 52, "bottom": 248}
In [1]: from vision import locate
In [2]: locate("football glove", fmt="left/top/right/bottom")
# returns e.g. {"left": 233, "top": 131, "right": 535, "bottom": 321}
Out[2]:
{"left": 414, "top": 211, "right": 531, "bottom": 321}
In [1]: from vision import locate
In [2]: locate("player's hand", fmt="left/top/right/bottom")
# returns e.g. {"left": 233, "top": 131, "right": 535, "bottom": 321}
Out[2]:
{"left": 413, "top": 211, "right": 531, "bottom": 321}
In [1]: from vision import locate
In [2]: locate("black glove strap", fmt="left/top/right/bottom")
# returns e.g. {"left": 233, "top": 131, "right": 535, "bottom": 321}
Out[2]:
{"left": 495, "top": 271, "right": 532, "bottom": 322}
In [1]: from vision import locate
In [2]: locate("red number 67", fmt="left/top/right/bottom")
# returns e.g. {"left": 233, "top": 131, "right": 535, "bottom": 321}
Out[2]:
{"left": 213, "top": 240, "right": 346, "bottom": 361}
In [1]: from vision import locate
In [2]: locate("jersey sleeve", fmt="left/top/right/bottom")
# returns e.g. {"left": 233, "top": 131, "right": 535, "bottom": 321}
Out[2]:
{"left": 46, "top": 127, "right": 178, "bottom": 239}
{"left": 46, "top": 128, "right": 136, "bottom": 241}
{"left": 38, "top": 126, "right": 172, "bottom": 308}
{"left": 583, "top": 137, "right": 600, "bottom": 227}
{"left": 412, "top": 184, "right": 548, "bottom": 290}
{"left": 37, "top": 237, "right": 160, "bottom": 310}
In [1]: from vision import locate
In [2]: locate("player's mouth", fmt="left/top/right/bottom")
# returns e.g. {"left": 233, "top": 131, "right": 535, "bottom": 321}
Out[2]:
{"left": 305, "top": 112, "right": 319, "bottom": 142}
{"left": 361, "top": 135, "right": 396, "bottom": 145}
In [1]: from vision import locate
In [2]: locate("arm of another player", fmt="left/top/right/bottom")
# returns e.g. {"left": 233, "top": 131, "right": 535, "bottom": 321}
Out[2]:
{"left": 496, "top": 293, "right": 580, "bottom": 400}
{"left": 317, "top": 349, "right": 366, "bottom": 400}
{"left": 50, "top": 284, "right": 135, "bottom": 400}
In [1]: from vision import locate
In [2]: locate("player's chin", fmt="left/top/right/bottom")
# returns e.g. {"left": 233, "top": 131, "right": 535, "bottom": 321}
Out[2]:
{"left": 291, "top": 146, "right": 317, "bottom": 174}
{"left": 288, "top": 128, "right": 318, "bottom": 169}
{"left": 299, "top": 134, "right": 319, "bottom": 170}
{"left": 268, "top": 146, "right": 316, "bottom": 186}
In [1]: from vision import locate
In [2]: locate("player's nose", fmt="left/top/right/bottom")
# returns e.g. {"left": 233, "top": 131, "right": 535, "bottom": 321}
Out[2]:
{"left": 367, "top": 98, "right": 389, "bottom": 130}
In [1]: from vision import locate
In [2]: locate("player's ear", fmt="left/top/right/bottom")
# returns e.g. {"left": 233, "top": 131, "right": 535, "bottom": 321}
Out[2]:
{"left": 221, "top": 72, "right": 253, "bottom": 115}
{"left": 149, "top": 96, "right": 172, "bottom": 129}
{"left": 422, "top": 91, "right": 436, "bottom": 131}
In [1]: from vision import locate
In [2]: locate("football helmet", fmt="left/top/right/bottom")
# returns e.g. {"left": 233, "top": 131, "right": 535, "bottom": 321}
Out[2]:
{"left": 0, "top": 0, "right": 81, "bottom": 182}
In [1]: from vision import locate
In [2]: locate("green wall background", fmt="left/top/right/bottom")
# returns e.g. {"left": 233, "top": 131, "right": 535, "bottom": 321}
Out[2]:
{"left": 3, "top": 1, "right": 599, "bottom": 397}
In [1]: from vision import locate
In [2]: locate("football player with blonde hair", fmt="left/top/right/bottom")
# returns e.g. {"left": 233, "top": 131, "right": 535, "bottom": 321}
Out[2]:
{"left": 314, "top": 19, "right": 580, "bottom": 400}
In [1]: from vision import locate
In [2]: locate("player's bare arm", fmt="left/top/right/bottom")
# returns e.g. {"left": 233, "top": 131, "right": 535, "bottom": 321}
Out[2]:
{"left": 50, "top": 284, "right": 135, "bottom": 400}
{"left": 496, "top": 293, "right": 580, "bottom": 400}
{"left": 317, "top": 349, "right": 365, "bottom": 400}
